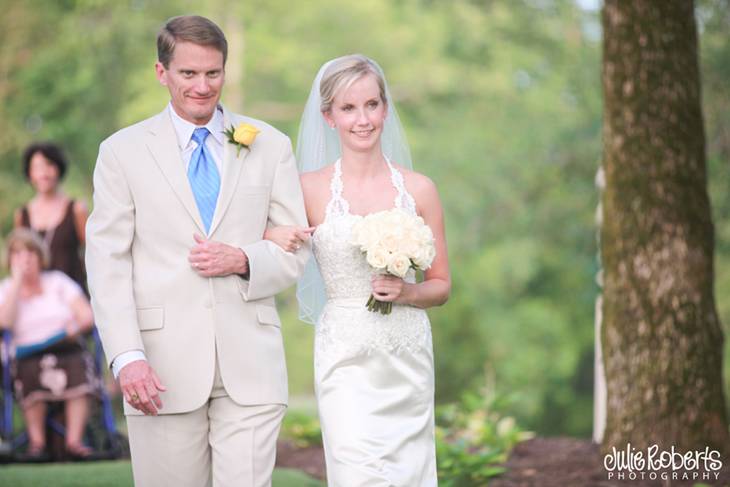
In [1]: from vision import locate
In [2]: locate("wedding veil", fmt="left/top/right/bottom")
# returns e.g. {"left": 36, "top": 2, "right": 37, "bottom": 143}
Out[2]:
{"left": 295, "top": 55, "right": 413, "bottom": 324}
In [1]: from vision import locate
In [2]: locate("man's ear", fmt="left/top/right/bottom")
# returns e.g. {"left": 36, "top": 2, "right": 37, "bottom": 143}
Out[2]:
{"left": 155, "top": 62, "right": 168, "bottom": 86}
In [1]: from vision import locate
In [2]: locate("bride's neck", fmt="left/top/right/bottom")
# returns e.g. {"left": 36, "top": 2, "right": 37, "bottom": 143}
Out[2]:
{"left": 340, "top": 149, "right": 387, "bottom": 179}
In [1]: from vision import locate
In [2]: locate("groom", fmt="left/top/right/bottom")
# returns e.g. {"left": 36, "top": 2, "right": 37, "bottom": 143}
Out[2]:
{"left": 86, "top": 15, "right": 309, "bottom": 487}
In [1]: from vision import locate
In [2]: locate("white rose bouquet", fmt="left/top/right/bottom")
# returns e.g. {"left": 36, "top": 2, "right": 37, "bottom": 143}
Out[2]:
{"left": 350, "top": 208, "right": 436, "bottom": 314}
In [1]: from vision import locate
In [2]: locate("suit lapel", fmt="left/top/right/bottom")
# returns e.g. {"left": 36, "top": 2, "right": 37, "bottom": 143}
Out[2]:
{"left": 208, "top": 106, "right": 248, "bottom": 236}
{"left": 146, "top": 109, "right": 206, "bottom": 234}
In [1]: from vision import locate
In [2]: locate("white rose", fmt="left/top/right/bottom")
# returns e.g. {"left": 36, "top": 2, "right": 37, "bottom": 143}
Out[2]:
{"left": 418, "top": 223, "right": 434, "bottom": 245}
{"left": 379, "top": 233, "right": 400, "bottom": 253}
{"left": 413, "top": 243, "right": 436, "bottom": 270}
{"left": 400, "top": 229, "right": 422, "bottom": 257}
{"left": 380, "top": 209, "right": 400, "bottom": 228}
{"left": 387, "top": 253, "right": 412, "bottom": 278}
{"left": 366, "top": 245, "right": 389, "bottom": 270}
{"left": 351, "top": 219, "right": 380, "bottom": 251}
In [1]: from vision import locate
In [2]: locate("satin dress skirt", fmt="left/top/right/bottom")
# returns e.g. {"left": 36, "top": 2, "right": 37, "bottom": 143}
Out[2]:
{"left": 314, "top": 299, "right": 437, "bottom": 487}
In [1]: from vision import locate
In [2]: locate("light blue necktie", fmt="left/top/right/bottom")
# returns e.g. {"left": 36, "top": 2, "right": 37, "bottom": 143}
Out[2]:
{"left": 187, "top": 127, "right": 220, "bottom": 233}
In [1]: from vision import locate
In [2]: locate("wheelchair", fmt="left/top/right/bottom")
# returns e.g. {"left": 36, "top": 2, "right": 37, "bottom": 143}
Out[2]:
{"left": 0, "top": 326, "right": 128, "bottom": 463}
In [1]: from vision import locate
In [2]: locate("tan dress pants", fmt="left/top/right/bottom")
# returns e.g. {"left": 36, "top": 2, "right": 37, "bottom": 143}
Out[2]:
{"left": 127, "top": 356, "right": 286, "bottom": 487}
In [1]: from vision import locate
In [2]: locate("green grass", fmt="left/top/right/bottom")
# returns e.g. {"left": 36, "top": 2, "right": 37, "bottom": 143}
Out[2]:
{"left": 0, "top": 461, "right": 324, "bottom": 487}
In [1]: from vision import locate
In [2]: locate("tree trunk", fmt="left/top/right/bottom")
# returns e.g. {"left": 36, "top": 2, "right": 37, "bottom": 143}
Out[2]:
{"left": 601, "top": 0, "right": 729, "bottom": 454}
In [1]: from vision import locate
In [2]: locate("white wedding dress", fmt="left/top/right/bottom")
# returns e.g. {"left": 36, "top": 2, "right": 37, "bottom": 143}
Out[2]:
{"left": 312, "top": 159, "right": 437, "bottom": 487}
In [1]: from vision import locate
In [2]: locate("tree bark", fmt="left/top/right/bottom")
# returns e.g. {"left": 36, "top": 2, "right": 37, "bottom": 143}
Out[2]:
{"left": 601, "top": 0, "right": 729, "bottom": 453}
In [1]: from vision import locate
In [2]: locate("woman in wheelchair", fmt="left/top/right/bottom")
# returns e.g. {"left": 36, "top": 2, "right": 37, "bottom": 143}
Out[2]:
{"left": 0, "top": 228, "right": 94, "bottom": 460}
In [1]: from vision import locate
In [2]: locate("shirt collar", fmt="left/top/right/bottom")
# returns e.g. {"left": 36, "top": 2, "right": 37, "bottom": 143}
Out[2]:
{"left": 168, "top": 103, "right": 225, "bottom": 149}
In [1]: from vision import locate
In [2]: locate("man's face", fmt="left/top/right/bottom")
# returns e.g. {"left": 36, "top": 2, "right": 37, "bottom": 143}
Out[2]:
{"left": 156, "top": 41, "right": 225, "bottom": 125}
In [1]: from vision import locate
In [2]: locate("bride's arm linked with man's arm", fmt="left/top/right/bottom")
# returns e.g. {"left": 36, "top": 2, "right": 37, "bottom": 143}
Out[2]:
{"left": 264, "top": 171, "right": 451, "bottom": 311}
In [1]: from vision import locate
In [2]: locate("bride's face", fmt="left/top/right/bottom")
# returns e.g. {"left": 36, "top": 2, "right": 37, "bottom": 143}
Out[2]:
{"left": 324, "top": 74, "right": 387, "bottom": 154}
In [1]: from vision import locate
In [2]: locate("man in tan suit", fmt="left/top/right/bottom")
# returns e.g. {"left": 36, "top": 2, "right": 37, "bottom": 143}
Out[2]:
{"left": 85, "top": 15, "right": 309, "bottom": 487}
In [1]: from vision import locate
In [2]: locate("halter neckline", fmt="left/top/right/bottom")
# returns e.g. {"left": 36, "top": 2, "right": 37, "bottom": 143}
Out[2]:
{"left": 324, "top": 158, "right": 417, "bottom": 220}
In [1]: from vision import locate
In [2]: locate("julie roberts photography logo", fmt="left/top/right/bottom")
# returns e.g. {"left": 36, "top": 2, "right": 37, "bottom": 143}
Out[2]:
{"left": 603, "top": 443, "right": 723, "bottom": 482}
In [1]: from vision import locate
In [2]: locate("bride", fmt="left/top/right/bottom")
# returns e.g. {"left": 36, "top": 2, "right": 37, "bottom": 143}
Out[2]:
{"left": 266, "top": 54, "right": 450, "bottom": 486}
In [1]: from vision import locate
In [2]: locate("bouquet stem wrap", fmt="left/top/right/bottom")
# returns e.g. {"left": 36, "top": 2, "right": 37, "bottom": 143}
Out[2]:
{"left": 367, "top": 293, "right": 394, "bottom": 314}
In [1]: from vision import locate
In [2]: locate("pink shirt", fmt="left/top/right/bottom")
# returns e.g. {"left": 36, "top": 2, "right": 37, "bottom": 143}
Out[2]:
{"left": 0, "top": 271, "right": 83, "bottom": 347}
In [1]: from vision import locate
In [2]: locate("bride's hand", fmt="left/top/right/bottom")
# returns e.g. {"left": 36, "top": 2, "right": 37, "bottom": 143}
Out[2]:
{"left": 371, "top": 275, "right": 410, "bottom": 303}
{"left": 263, "top": 225, "right": 315, "bottom": 252}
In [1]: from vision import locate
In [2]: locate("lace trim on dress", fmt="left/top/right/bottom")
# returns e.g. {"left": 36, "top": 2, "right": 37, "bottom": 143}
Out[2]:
{"left": 385, "top": 159, "right": 417, "bottom": 215}
{"left": 314, "top": 305, "right": 432, "bottom": 370}
{"left": 325, "top": 158, "right": 417, "bottom": 220}
{"left": 324, "top": 159, "right": 349, "bottom": 219}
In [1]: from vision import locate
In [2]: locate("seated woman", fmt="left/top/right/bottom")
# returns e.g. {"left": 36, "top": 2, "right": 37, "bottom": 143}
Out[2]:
{"left": 0, "top": 228, "right": 94, "bottom": 459}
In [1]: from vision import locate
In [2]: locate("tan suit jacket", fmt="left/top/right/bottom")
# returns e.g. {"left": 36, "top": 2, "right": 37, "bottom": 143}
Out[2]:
{"left": 86, "top": 106, "right": 309, "bottom": 415}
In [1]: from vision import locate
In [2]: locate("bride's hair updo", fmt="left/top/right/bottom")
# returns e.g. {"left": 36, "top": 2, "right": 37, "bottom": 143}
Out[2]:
{"left": 319, "top": 54, "right": 387, "bottom": 113}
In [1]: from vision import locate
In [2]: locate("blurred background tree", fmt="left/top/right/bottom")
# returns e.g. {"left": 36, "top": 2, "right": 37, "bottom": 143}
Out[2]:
{"left": 0, "top": 0, "right": 727, "bottom": 439}
{"left": 601, "top": 0, "right": 729, "bottom": 452}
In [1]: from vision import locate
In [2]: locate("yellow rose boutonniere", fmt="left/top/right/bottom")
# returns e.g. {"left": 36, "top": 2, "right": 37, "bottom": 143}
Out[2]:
{"left": 224, "top": 122, "right": 260, "bottom": 156}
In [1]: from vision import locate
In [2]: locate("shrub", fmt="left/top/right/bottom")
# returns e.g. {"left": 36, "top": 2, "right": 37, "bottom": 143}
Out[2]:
{"left": 436, "top": 388, "right": 533, "bottom": 486}
{"left": 281, "top": 410, "right": 323, "bottom": 448}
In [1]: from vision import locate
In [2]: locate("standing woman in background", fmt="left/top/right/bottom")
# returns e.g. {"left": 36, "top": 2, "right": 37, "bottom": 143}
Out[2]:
{"left": 14, "top": 142, "right": 88, "bottom": 293}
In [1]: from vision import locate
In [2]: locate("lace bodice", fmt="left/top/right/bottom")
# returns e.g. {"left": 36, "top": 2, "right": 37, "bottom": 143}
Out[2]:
{"left": 313, "top": 158, "right": 418, "bottom": 301}
{"left": 312, "top": 159, "right": 431, "bottom": 361}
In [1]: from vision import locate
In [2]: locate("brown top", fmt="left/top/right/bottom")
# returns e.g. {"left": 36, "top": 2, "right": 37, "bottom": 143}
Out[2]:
{"left": 20, "top": 200, "right": 86, "bottom": 293}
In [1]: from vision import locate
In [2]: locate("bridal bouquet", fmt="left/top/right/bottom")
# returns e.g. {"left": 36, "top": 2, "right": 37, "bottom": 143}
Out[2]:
{"left": 350, "top": 208, "right": 436, "bottom": 314}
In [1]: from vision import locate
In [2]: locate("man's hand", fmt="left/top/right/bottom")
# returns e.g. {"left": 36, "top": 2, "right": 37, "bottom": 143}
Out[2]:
{"left": 188, "top": 233, "right": 249, "bottom": 277}
{"left": 119, "top": 360, "right": 166, "bottom": 415}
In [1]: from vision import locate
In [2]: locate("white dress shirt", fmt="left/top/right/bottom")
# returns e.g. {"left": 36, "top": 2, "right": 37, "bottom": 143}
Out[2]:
{"left": 111, "top": 104, "right": 226, "bottom": 378}
{"left": 169, "top": 102, "right": 225, "bottom": 175}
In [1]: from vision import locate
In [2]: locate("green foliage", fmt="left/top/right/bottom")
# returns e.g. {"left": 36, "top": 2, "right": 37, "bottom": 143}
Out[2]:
{"left": 436, "top": 388, "right": 534, "bottom": 487}
{"left": 698, "top": 0, "right": 730, "bottom": 416}
{"left": 281, "top": 409, "right": 323, "bottom": 448}
{"left": 278, "top": 289, "right": 316, "bottom": 395}
{"left": 437, "top": 439, "right": 506, "bottom": 487}
{"left": 0, "top": 0, "right": 728, "bottom": 439}
{"left": 0, "top": 461, "right": 323, "bottom": 486}
{"left": 0, "top": 460, "right": 134, "bottom": 487}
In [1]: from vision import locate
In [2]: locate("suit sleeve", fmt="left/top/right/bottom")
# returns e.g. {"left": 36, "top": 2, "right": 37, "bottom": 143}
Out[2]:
{"left": 239, "top": 137, "right": 311, "bottom": 301}
{"left": 85, "top": 140, "right": 144, "bottom": 367}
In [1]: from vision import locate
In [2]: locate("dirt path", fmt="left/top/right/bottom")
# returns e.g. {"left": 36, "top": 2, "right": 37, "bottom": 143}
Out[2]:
{"left": 275, "top": 436, "right": 730, "bottom": 486}
{"left": 276, "top": 440, "right": 326, "bottom": 481}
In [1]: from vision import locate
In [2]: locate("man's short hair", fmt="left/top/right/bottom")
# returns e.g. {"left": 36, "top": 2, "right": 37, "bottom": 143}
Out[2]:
{"left": 157, "top": 15, "right": 228, "bottom": 69}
